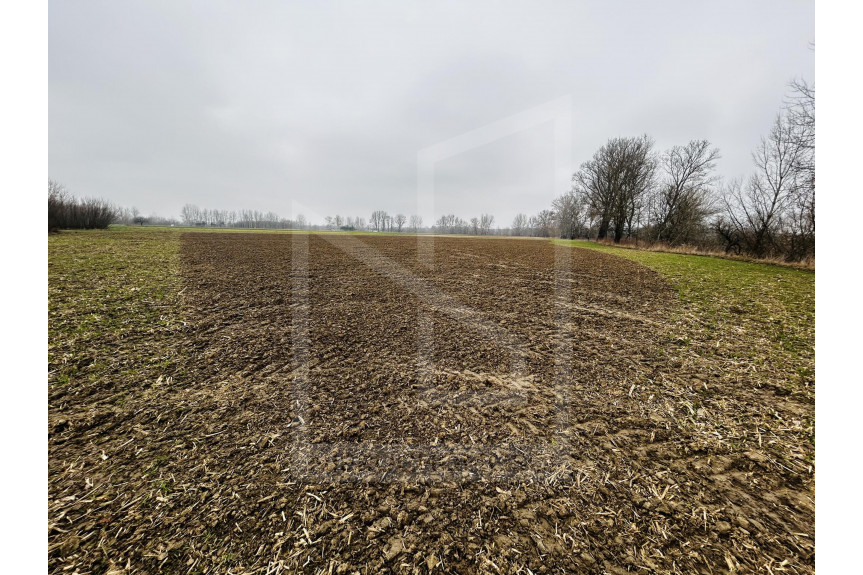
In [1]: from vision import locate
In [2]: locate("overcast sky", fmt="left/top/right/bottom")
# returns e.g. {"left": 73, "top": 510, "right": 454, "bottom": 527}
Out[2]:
{"left": 49, "top": 0, "right": 814, "bottom": 226}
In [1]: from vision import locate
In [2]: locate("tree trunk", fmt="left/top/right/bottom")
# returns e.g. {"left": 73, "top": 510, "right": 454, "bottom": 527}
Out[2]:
{"left": 597, "top": 219, "right": 609, "bottom": 240}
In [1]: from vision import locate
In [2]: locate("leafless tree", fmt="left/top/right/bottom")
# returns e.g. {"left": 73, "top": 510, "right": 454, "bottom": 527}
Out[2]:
{"left": 470, "top": 217, "right": 480, "bottom": 235}
{"left": 370, "top": 210, "right": 389, "bottom": 232}
{"left": 614, "top": 136, "right": 656, "bottom": 242}
{"left": 409, "top": 214, "right": 423, "bottom": 232}
{"left": 553, "top": 190, "right": 588, "bottom": 239}
{"left": 180, "top": 203, "right": 316, "bottom": 230}
{"left": 435, "top": 214, "right": 470, "bottom": 234}
{"left": 651, "top": 140, "right": 720, "bottom": 245}
{"left": 574, "top": 135, "right": 656, "bottom": 242}
{"left": 573, "top": 149, "right": 614, "bottom": 239}
{"left": 435, "top": 214, "right": 453, "bottom": 233}
{"left": 713, "top": 179, "right": 744, "bottom": 254}
{"left": 394, "top": 213, "right": 407, "bottom": 232}
{"left": 786, "top": 79, "right": 814, "bottom": 168}
{"left": 511, "top": 213, "right": 528, "bottom": 236}
{"left": 181, "top": 204, "right": 201, "bottom": 226}
{"left": 784, "top": 79, "right": 815, "bottom": 260}
{"left": 529, "top": 209, "right": 556, "bottom": 237}
{"left": 715, "top": 77, "right": 814, "bottom": 262}
{"left": 48, "top": 180, "right": 68, "bottom": 231}
{"left": 720, "top": 115, "right": 805, "bottom": 258}
{"left": 479, "top": 214, "right": 495, "bottom": 235}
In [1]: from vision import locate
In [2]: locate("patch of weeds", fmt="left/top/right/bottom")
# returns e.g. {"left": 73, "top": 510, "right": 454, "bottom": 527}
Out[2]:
{"left": 49, "top": 228, "right": 186, "bottom": 397}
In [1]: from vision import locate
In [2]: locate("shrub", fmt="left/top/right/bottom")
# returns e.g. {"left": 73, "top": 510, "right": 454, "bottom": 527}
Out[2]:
{"left": 48, "top": 180, "right": 117, "bottom": 231}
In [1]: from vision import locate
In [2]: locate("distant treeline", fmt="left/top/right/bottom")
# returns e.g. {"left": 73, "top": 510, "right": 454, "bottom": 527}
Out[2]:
{"left": 179, "top": 204, "right": 307, "bottom": 229}
{"left": 49, "top": 82, "right": 812, "bottom": 263}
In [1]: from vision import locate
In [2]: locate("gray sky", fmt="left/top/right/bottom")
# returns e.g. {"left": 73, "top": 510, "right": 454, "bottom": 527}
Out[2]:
{"left": 49, "top": 0, "right": 814, "bottom": 226}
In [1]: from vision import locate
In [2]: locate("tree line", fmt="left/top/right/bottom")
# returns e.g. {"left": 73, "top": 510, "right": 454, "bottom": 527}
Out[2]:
{"left": 49, "top": 80, "right": 812, "bottom": 262}
{"left": 48, "top": 180, "right": 117, "bottom": 231}
{"left": 179, "top": 204, "right": 305, "bottom": 229}
{"left": 48, "top": 180, "right": 184, "bottom": 231}
{"left": 510, "top": 79, "right": 814, "bottom": 262}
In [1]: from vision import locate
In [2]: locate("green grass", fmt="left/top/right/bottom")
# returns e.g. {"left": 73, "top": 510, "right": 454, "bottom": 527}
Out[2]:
{"left": 555, "top": 239, "right": 815, "bottom": 397}
{"left": 48, "top": 228, "right": 185, "bottom": 392}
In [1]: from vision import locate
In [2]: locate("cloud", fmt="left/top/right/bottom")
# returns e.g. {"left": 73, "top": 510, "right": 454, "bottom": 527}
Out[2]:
{"left": 49, "top": 0, "right": 814, "bottom": 225}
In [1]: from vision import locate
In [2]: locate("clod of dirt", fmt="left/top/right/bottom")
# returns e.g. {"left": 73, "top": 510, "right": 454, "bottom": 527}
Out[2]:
{"left": 716, "top": 520, "right": 733, "bottom": 536}
{"left": 383, "top": 536, "right": 406, "bottom": 561}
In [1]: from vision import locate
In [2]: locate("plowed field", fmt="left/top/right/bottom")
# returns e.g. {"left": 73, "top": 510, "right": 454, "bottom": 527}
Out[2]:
{"left": 49, "top": 232, "right": 814, "bottom": 574}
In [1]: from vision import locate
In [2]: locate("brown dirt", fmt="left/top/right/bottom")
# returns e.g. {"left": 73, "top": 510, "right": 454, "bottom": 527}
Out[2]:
{"left": 49, "top": 233, "right": 814, "bottom": 574}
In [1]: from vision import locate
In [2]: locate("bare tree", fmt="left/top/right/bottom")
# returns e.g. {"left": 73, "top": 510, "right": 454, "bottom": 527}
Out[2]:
{"left": 720, "top": 115, "right": 804, "bottom": 258}
{"left": 572, "top": 149, "right": 615, "bottom": 239}
{"left": 511, "top": 213, "right": 528, "bottom": 236}
{"left": 181, "top": 204, "right": 201, "bottom": 226}
{"left": 409, "top": 214, "right": 422, "bottom": 233}
{"left": 713, "top": 179, "right": 745, "bottom": 254}
{"left": 479, "top": 214, "right": 494, "bottom": 235}
{"left": 651, "top": 140, "right": 720, "bottom": 244}
{"left": 370, "top": 210, "right": 389, "bottom": 232}
{"left": 529, "top": 209, "right": 556, "bottom": 237}
{"left": 48, "top": 179, "right": 68, "bottom": 231}
{"left": 786, "top": 79, "right": 814, "bottom": 168}
{"left": 614, "top": 136, "right": 656, "bottom": 242}
{"left": 574, "top": 135, "right": 656, "bottom": 242}
{"left": 553, "top": 190, "right": 587, "bottom": 239}
{"left": 717, "top": 79, "right": 815, "bottom": 262}
{"left": 784, "top": 79, "right": 815, "bottom": 261}
{"left": 394, "top": 213, "right": 407, "bottom": 232}
{"left": 435, "top": 214, "right": 470, "bottom": 234}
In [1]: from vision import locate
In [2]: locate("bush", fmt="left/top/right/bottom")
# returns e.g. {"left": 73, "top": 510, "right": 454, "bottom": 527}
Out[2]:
{"left": 48, "top": 180, "right": 117, "bottom": 231}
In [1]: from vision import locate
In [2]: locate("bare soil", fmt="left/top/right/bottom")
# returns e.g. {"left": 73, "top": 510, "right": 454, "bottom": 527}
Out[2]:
{"left": 48, "top": 233, "right": 814, "bottom": 574}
